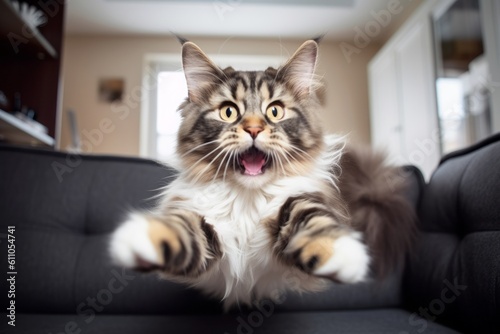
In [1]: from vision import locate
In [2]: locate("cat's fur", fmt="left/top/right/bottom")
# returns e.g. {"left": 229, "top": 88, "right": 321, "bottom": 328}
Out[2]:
{"left": 110, "top": 40, "right": 416, "bottom": 310}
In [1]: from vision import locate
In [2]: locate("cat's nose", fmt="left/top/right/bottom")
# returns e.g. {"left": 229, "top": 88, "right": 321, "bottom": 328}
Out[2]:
{"left": 242, "top": 115, "right": 265, "bottom": 139}
{"left": 245, "top": 126, "right": 263, "bottom": 139}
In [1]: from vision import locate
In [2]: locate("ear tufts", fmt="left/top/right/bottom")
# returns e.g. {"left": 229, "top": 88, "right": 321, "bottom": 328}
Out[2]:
{"left": 171, "top": 32, "right": 189, "bottom": 45}
{"left": 312, "top": 33, "right": 326, "bottom": 44}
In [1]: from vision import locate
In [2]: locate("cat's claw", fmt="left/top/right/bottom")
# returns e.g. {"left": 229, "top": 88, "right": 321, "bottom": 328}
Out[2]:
{"left": 286, "top": 231, "right": 370, "bottom": 284}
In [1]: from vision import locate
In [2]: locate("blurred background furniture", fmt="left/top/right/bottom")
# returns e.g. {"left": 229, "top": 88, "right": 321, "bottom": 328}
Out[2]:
{"left": 0, "top": 0, "right": 64, "bottom": 146}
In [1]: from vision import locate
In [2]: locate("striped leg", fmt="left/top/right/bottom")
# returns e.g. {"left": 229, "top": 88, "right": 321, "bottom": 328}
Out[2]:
{"left": 273, "top": 193, "right": 370, "bottom": 283}
{"left": 110, "top": 209, "right": 222, "bottom": 278}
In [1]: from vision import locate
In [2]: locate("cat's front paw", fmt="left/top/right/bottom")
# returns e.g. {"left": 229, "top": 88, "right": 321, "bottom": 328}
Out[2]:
{"left": 313, "top": 232, "right": 370, "bottom": 283}
{"left": 109, "top": 213, "right": 187, "bottom": 273}
{"left": 285, "top": 231, "right": 370, "bottom": 283}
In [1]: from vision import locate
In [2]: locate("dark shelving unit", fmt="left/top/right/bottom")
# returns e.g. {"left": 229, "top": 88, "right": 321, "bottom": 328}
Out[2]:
{"left": 0, "top": 0, "right": 57, "bottom": 59}
{"left": 0, "top": 0, "right": 65, "bottom": 142}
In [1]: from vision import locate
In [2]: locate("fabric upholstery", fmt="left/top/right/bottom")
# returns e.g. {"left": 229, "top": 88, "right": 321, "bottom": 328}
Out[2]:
{"left": 0, "top": 146, "right": 421, "bottom": 317}
{"left": 2, "top": 309, "right": 459, "bottom": 334}
{"left": 404, "top": 133, "right": 500, "bottom": 333}
{"left": 0, "top": 147, "right": 220, "bottom": 315}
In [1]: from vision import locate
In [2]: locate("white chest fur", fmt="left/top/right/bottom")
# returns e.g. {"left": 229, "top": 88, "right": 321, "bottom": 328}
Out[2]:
{"left": 161, "top": 174, "right": 327, "bottom": 306}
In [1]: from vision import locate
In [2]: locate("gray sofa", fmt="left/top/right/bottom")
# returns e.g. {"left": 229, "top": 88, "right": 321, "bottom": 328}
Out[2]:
{"left": 1, "top": 134, "right": 499, "bottom": 333}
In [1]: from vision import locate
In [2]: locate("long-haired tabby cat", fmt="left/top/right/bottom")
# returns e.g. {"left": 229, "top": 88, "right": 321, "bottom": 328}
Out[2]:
{"left": 110, "top": 39, "right": 415, "bottom": 310}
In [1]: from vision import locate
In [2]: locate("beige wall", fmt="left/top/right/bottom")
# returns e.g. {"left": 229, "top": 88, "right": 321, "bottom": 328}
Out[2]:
{"left": 60, "top": 36, "right": 380, "bottom": 156}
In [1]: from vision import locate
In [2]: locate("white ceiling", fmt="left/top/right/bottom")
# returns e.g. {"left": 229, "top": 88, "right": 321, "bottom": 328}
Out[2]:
{"left": 65, "top": 0, "right": 413, "bottom": 40}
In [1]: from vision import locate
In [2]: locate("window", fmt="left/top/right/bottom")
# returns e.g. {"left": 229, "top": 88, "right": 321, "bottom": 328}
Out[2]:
{"left": 156, "top": 71, "right": 187, "bottom": 161}
{"left": 142, "top": 54, "right": 284, "bottom": 162}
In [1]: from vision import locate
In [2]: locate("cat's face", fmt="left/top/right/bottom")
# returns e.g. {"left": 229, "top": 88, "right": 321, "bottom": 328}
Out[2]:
{"left": 176, "top": 40, "right": 324, "bottom": 188}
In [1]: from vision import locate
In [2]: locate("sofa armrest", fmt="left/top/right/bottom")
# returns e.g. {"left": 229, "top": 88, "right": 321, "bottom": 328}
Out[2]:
{"left": 404, "top": 134, "right": 500, "bottom": 332}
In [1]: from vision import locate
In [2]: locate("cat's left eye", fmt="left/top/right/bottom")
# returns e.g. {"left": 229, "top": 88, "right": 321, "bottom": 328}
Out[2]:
{"left": 219, "top": 104, "right": 239, "bottom": 122}
{"left": 266, "top": 104, "right": 285, "bottom": 121}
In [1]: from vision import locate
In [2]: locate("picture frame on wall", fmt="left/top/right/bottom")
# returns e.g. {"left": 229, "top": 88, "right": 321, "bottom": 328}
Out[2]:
{"left": 98, "top": 78, "right": 124, "bottom": 103}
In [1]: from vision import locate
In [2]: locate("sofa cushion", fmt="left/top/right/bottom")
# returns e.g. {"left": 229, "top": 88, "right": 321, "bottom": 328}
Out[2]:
{"left": 404, "top": 133, "right": 500, "bottom": 332}
{"left": 2, "top": 309, "right": 459, "bottom": 334}
{"left": 0, "top": 145, "right": 422, "bottom": 315}
{"left": 0, "top": 146, "right": 220, "bottom": 315}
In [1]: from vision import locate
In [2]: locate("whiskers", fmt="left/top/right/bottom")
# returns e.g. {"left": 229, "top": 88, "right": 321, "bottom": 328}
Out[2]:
{"left": 179, "top": 140, "right": 220, "bottom": 158}
{"left": 212, "top": 148, "right": 237, "bottom": 183}
{"left": 181, "top": 141, "right": 240, "bottom": 185}
{"left": 269, "top": 142, "right": 340, "bottom": 189}
{"left": 179, "top": 136, "right": 342, "bottom": 189}
{"left": 182, "top": 144, "right": 223, "bottom": 183}
{"left": 268, "top": 142, "right": 312, "bottom": 178}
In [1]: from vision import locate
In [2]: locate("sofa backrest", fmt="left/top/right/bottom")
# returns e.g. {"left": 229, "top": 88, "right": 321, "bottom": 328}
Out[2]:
{"left": 0, "top": 145, "right": 422, "bottom": 315}
{"left": 403, "top": 133, "right": 500, "bottom": 332}
{"left": 0, "top": 146, "right": 221, "bottom": 315}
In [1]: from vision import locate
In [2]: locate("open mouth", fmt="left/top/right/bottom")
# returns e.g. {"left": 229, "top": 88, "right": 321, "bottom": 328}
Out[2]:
{"left": 239, "top": 147, "right": 268, "bottom": 176}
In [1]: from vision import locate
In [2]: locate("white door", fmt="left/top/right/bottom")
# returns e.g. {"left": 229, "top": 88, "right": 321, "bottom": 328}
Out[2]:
{"left": 369, "top": 52, "right": 403, "bottom": 162}
{"left": 369, "top": 12, "right": 440, "bottom": 180}
{"left": 395, "top": 21, "right": 440, "bottom": 179}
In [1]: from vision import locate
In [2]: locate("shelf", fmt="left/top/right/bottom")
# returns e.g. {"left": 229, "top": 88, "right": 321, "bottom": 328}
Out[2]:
{"left": 0, "top": 109, "right": 54, "bottom": 147}
{"left": 0, "top": 0, "right": 57, "bottom": 59}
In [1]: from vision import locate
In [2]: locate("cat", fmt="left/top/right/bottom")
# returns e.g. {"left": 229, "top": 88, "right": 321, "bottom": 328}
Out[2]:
{"left": 109, "top": 39, "right": 416, "bottom": 310}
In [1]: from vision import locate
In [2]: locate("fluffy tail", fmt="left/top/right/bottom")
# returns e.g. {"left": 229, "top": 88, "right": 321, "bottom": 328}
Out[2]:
{"left": 338, "top": 146, "right": 417, "bottom": 278}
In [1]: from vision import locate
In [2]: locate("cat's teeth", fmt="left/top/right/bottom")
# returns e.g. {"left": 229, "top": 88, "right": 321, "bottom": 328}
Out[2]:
{"left": 314, "top": 233, "right": 370, "bottom": 283}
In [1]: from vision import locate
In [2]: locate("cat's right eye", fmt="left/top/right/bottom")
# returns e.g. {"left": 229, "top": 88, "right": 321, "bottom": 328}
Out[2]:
{"left": 219, "top": 103, "right": 239, "bottom": 122}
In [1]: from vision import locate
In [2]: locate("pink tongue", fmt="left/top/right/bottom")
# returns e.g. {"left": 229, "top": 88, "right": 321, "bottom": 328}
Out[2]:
{"left": 241, "top": 150, "right": 266, "bottom": 176}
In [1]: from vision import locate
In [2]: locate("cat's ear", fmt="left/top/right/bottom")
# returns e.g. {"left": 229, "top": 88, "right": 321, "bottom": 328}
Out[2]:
{"left": 182, "top": 42, "right": 224, "bottom": 104}
{"left": 278, "top": 40, "right": 318, "bottom": 97}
